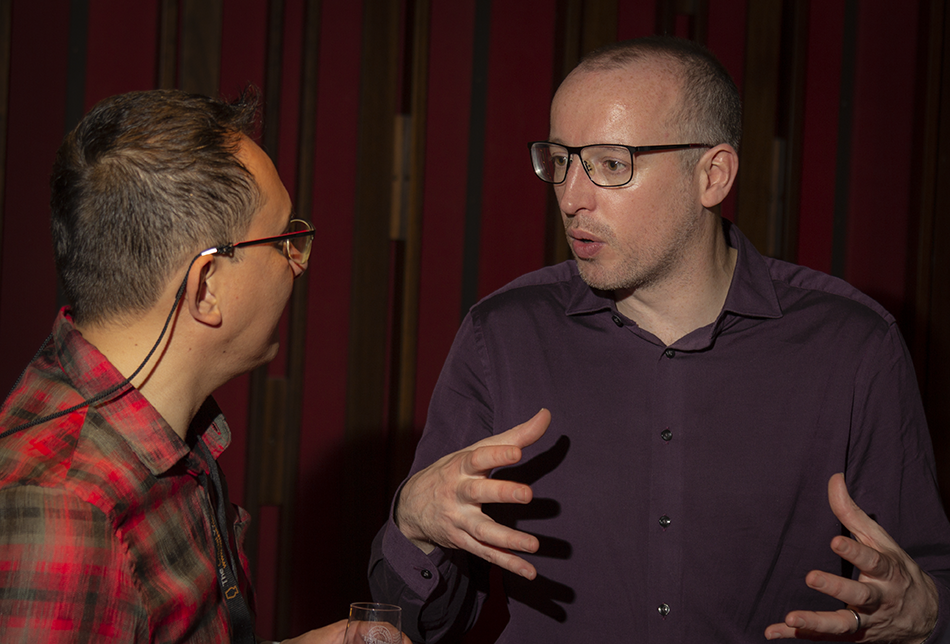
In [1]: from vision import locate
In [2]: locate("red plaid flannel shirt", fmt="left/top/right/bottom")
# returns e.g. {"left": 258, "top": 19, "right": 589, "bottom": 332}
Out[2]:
{"left": 0, "top": 309, "right": 255, "bottom": 643}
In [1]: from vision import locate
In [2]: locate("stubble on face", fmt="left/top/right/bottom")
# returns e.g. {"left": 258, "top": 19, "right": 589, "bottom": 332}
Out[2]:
{"left": 567, "top": 172, "right": 699, "bottom": 295}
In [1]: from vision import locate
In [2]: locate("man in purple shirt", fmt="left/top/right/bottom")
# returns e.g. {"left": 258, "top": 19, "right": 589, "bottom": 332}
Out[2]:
{"left": 369, "top": 36, "right": 950, "bottom": 643}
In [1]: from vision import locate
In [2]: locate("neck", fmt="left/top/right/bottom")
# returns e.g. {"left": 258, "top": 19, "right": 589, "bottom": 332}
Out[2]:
{"left": 614, "top": 217, "right": 737, "bottom": 346}
{"left": 75, "top": 308, "right": 214, "bottom": 440}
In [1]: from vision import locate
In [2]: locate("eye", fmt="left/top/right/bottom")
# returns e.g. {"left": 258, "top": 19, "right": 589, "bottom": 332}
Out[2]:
{"left": 551, "top": 154, "right": 568, "bottom": 168}
{"left": 596, "top": 156, "right": 629, "bottom": 175}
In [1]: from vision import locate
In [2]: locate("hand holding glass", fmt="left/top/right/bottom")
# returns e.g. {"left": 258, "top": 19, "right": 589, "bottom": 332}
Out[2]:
{"left": 343, "top": 603, "right": 402, "bottom": 644}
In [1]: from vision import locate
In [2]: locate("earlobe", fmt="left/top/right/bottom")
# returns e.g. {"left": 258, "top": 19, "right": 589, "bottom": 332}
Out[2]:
{"left": 186, "top": 255, "right": 222, "bottom": 327}
{"left": 700, "top": 144, "right": 738, "bottom": 209}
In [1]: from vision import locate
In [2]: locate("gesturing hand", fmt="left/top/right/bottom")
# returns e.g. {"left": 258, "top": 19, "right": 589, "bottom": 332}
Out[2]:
{"left": 394, "top": 408, "right": 552, "bottom": 580}
{"left": 765, "top": 473, "right": 938, "bottom": 643}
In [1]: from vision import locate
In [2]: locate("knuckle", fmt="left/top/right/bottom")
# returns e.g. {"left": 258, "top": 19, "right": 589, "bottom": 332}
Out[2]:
{"left": 471, "top": 520, "right": 494, "bottom": 543}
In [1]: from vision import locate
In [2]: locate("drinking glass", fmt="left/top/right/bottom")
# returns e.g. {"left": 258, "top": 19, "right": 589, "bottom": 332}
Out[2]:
{"left": 342, "top": 602, "right": 402, "bottom": 644}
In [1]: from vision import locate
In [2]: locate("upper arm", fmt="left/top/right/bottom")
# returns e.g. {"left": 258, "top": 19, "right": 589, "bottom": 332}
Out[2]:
{"left": 0, "top": 485, "right": 147, "bottom": 642}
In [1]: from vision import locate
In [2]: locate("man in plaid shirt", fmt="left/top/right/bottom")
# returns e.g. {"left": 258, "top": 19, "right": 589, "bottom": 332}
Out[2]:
{"left": 0, "top": 90, "right": 344, "bottom": 643}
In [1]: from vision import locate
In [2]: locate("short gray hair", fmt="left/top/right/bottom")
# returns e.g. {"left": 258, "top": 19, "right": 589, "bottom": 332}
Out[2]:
{"left": 50, "top": 88, "right": 262, "bottom": 325}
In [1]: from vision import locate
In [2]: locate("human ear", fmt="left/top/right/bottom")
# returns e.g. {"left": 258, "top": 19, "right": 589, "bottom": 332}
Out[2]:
{"left": 700, "top": 144, "right": 738, "bottom": 209}
{"left": 185, "top": 255, "right": 222, "bottom": 327}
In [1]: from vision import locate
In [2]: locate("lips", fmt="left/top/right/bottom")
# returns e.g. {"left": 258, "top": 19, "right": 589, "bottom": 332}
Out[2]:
{"left": 567, "top": 229, "right": 605, "bottom": 260}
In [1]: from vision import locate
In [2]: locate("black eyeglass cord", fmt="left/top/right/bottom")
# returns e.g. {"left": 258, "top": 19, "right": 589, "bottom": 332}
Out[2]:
{"left": 0, "top": 255, "right": 197, "bottom": 441}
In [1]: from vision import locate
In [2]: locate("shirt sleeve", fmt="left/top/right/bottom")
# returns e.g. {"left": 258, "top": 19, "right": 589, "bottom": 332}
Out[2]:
{"left": 846, "top": 322, "right": 950, "bottom": 643}
{"left": 0, "top": 485, "right": 148, "bottom": 643}
{"left": 368, "top": 313, "right": 497, "bottom": 642}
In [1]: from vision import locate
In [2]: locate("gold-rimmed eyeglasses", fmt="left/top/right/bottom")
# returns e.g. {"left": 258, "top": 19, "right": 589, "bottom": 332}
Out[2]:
{"left": 200, "top": 218, "right": 315, "bottom": 267}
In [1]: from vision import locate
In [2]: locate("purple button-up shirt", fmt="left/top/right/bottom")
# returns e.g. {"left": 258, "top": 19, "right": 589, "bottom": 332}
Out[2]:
{"left": 370, "top": 221, "right": 950, "bottom": 643}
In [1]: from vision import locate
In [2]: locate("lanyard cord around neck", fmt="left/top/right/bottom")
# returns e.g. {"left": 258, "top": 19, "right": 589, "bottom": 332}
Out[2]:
{"left": 196, "top": 439, "right": 256, "bottom": 644}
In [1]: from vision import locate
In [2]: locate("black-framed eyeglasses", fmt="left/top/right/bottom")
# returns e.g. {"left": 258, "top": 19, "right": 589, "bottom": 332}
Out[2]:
{"left": 529, "top": 141, "right": 711, "bottom": 188}
{"left": 199, "top": 218, "right": 315, "bottom": 267}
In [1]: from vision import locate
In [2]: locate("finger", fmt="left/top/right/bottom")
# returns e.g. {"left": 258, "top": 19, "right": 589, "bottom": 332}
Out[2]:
{"left": 477, "top": 408, "right": 551, "bottom": 451}
{"left": 803, "top": 568, "right": 878, "bottom": 607}
{"left": 461, "top": 475, "right": 533, "bottom": 506}
{"left": 463, "top": 443, "right": 530, "bottom": 477}
{"left": 457, "top": 512, "right": 540, "bottom": 554}
{"left": 827, "top": 473, "right": 896, "bottom": 550}
{"left": 765, "top": 608, "right": 863, "bottom": 640}
{"left": 829, "top": 533, "right": 892, "bottom": 581}
{"left": 458, "top": 530, "right": 539, "bottom": 579}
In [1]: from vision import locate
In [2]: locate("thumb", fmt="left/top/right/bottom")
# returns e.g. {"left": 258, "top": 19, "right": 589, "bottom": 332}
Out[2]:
{"left": 827, "top": 472, "right": 892, "bottom": 547}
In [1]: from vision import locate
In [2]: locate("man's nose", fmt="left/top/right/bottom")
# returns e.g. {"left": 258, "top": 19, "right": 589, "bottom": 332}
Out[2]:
{"left": 557, "top": 154, "right": 596, "bottom": 216}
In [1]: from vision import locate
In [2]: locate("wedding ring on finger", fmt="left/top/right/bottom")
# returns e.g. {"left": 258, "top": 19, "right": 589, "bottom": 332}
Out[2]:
{"left": 847, "top": 608, "right": 862, "bottom": 633}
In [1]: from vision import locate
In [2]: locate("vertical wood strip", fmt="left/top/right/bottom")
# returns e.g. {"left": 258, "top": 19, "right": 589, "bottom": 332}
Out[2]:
{"left": 773, "top": 0, "right": 808, "bottom": 262}
{"left": 342, "top": 0, "right": 400, "bottom": 610}
{"left": 914, "top": 0, "right": 950, "bottom": 508}
{"left": 0, "top": 0, "right": 12, "bottom": 288}
{"left": 273, "top": 0, "right": 322, "bottom": 636}
{"left": 459, "top": 0, "right": 492, "bottom": 316}
{"left": 179, "top": 0, "right": 223, "bottom": 96}
{"left": 156, "top": 0, "right": 178, "bottom": 89}
{"left": 830, "top": 0, "right": 859, "bottom": 278}
{"left": 390, "top": 0, "right": 431, "bottom": 488}
{"left": 64, "top": 0, "right": 88, "bottom": 132}
{"left": 734, "top": 0, "right": 782, "bottom": 255}
{"left": 242, "top": 0, "right": 286, "bottom": 585}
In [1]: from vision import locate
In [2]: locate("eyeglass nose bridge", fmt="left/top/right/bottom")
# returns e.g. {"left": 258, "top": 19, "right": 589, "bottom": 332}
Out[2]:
{"left": 559, "top": 149, "right": 599, "bottom": 186}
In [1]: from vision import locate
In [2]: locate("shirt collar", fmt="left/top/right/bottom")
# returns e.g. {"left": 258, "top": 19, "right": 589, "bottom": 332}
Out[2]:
{"left": 52, "top": 308, "right": 232, "bottom": 475}
{"left": 718, "top": 219, "right": 783, "bottom": 321}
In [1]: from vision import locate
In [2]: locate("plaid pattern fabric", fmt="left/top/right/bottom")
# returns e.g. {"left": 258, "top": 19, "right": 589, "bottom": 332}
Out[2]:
{"left": 0, "top": 309, "right": 254, "bottom": 643}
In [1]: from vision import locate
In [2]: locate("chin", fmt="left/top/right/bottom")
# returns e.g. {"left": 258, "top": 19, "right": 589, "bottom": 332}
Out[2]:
{"left": 576, "top": 262, "right": 648, "bottom": 293}
{"left": 250, "top": 342, "right": 281, "bottom": 370}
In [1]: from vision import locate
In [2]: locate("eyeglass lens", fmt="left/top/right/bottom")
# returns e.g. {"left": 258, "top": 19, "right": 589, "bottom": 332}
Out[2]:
{"left": 285, "top": 219, "right": 314, "bottom": 265}
{"left": 531, "top": 143, "right": 634, "bottom": 187}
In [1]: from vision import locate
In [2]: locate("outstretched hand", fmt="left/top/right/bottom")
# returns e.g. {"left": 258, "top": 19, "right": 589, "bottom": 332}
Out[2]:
{"left": 394, "top": 408, "right": 551, "bottom": 580}
{"left": 765, "top": 473, "right": 938, "bottom": 643}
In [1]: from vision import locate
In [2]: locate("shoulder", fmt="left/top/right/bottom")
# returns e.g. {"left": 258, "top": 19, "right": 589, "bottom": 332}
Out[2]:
{"left": 0, "top": 406, "right": 135, "bottom": 519}
{"left": 765, "top": 257, "right": 896, "bottom": 330}
{"left": 765, "top": 258, "right": 895, "bottom": 326}
{"left": 470, "top": 261, "right": 583, "bottom": 318}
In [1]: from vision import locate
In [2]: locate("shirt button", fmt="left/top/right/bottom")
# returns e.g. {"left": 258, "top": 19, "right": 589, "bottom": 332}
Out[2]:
{"left": 658, "top": 603, "right": 671, "bottom": 617}
{"left": 660, "top": 428, "right": 673, "bottom": 442}
{"left": 420, "top": 569, "right": 432, "bottom": 579}
{"left": 658, "top": 515, "right": 671, "bottom": 528}
{"left": 664, "top": 348, "right": 675, "bottom": 358}
{"left": 611, "top": 315, "right": 623, "bottom": 327}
